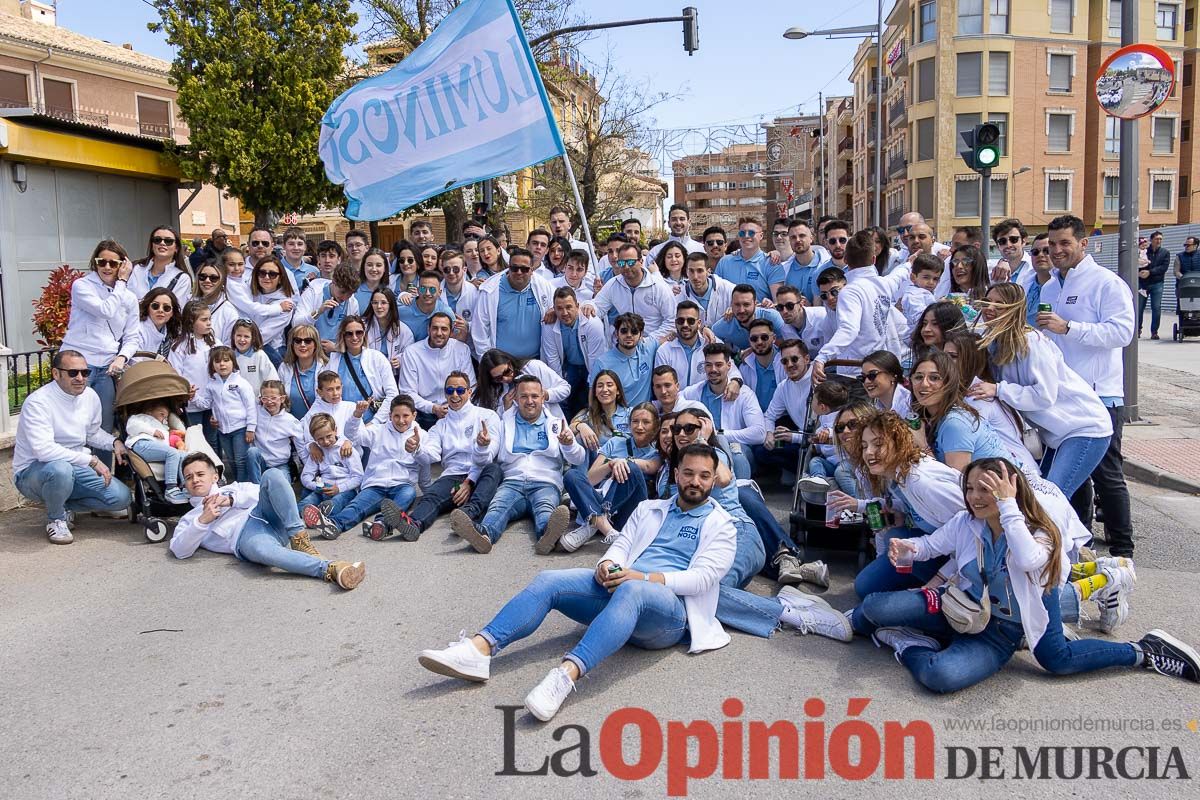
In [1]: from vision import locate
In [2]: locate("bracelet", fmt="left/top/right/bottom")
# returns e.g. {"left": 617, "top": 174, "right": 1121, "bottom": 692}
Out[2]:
{"left": 642, "top": 572, "right": 650, "bottom": 581}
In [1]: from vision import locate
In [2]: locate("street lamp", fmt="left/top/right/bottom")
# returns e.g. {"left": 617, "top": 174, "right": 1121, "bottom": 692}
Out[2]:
{"left": 783, "top": 2, "right": 885, "bottom": 228}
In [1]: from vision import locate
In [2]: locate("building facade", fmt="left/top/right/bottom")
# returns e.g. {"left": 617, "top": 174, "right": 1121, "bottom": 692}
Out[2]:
{"left": 761, "top": 115, "right": 820, "bottom": 225}
{"left": 672, "top": 144, "right": 769, "bottom": 234}
{"left": 809, "top": 95, "right": 855, "bottom": 223}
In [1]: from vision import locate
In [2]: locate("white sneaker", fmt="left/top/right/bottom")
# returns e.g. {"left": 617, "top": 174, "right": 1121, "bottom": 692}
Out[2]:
{"left": 163, "top": 487, "right": 191, "bottom": 504}
{"left": 797, "top": 475, "right": 831, "bottom": 493}
{"left": 872, "top": 626, "right": 942, "bottom": 661}
{"left": 560, "top": 523, "right": 597, "bottom": 553}
{"left": 418, "top": 631, "right": 491, "bottom": 682}
{"left": 524, "top": 666, "right": 576, "bottom": 722}
{"left": 777, "top": 586, "right": 852, "bottom": 642}
{"left": 46, "top": 520, "right": 73, "bottom": 545}
{"left": 1095, "top": 563, "right": 1135, "bottom": 633}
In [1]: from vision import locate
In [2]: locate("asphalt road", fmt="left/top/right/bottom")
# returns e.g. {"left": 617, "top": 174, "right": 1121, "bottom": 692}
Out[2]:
{"left": 2, "top": 475, "right": 1199, "bottom": 800}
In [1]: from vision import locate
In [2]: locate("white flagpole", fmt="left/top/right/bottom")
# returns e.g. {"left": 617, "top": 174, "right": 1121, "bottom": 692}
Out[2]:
{"left": 559, "top": 153, "right": 596, "bottom": 263}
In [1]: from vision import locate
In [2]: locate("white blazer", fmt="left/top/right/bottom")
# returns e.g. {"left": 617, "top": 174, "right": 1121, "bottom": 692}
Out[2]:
{"left": 471, "top": 270, "right": 556, "bottom": 356}
{"left": 540, "top": 316, "right": 608, "bottom": 377}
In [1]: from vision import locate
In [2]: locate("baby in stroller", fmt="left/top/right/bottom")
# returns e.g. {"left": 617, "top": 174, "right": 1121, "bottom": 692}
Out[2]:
{"left": 125, "top": 399, "right": 189, "bottom": 503}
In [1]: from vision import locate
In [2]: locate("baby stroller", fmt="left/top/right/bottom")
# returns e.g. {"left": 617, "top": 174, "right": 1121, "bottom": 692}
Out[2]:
{"left": 787, "top": 363, "right": 874, "bottom": 570}
{"left": 1172, "top": 273, "right": 1200, "bottom": 341}
{"left": 114, "top": 354, "right": 223, "bottom": 543}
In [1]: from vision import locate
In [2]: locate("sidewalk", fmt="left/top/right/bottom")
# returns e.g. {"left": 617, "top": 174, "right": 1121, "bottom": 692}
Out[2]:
{"left": 1123, "top": 310, "right": 1200, "bottom": 494}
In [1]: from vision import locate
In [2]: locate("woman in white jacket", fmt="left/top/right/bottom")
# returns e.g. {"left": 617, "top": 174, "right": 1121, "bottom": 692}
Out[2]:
{"left": 417, "top": 443, "right": 737, "bottom": 723}
{"left": 858, "top": 459, "right": 1199, "bottom": 692}
{"left": 135, "top": 287, "right": 181, "bottom": 361}
{"left": 326, "top": 315, "right": 398, "bottom": 425}
{"left": 60, "top": 239, "right": 141, "bottom": 451}
{"left": 127, "top": 225, "right": 193, "bottom": 304}
{"left": 969, "top": 282, "right": 1113, "bottom": 499}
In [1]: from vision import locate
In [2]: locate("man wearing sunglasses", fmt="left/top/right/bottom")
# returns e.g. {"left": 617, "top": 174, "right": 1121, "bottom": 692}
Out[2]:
{"left": 1022, "top": 233, "right": 1055, "bottom": 326}
{"left": 655, "top": 300, "right": 711, "bottom": 388}
{"left": 700, "top": 226, "right": 728, "bottom": 272}
{"left": 780, "top": 219, "right": 826, "bottom": 305}
{"left": 649, "top": 204, "right": 705, "bottom": 260}
{"left": 582, "top": 242, "right": 676, "bottom": 341}
{"left": 245, "top": 226, "right": 276, "bottom": 275}
{"left": 715, "top": 217, "right": 783, "bottom": 303}
{"left": 14, "top": 350, "right": 132, "bottom": 545}
{"left": 589, "top": 312, "right": 659, "bottom": 404}
{"left": 774, "top": 284, "right": 829, "bottom": 354}
{"left": 737, "top": 319, "right": 784, "bottom": 414}
{"left": 399, "top": 311, "right": 476, "bottom": 429}
{"left": 820, "top": 220, "right": 851, "bottom": 270}
{"left": 540, "top": 287, "right": 606, "bottom": 420}
{"left": 471, "top": 248, "right": 555, "bottom": 360}
{"left": 989, "top": 218, "right": 1033, "bottom": 287}
{"left": 710, "top": 284, "right": 786, "bottom": 352}
{"left": 680, "top": 343, "right": 767, "bottom": 479}
{"left": 397, "top": 271, "right": 455, "bottom": 342}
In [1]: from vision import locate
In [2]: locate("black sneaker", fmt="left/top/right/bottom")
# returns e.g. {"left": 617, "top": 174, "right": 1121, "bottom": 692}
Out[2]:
{"left": 381, "top": 499, "right": 421, "bottom": 542}
{"left": 1138, "top": 630, "right": 1200, "bottom": 683}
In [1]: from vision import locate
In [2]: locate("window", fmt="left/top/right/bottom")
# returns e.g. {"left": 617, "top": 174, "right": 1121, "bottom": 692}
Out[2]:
{"left": 916, "top": 117, "right": 936, "bottom": 161}
{"left": 957, "top": 112, "right": 982, "bottom": 148}
{"left": 916, "top": 176, "right": 935, "bottom": 219}
{"left": 989, "top": 51, "right": 1009, "bottom": 95}
{"left": 1047, "top": 113, "right": 1072, "bottom": 151}
{"left": 1151, "top": 175, "right": 1174, "bottom": 210}
{"left": 137, "top": 95, "right": 171, "bottom": 138}
{"left": 1153, "top": 116, "right": 1176, "bottom": 153}
{"left": 1186, "top": 62, "right": 1194, "bottom": 87}
{"left": 42, "top": 77, "right": 73, "bottom": 118}
{"left": 1050, "top": 0, "right": 1073, "bottom": 33}
{"left": 991, "top": 0, "right": 1010, "bottom": 33}
{"left": 1157, "top": 3, "right": 1178, "bottom": 40}
{"left": 917, "top": 58, "right": 936, "bottom": 102}
{"left": 990, "top": 177, "right": 1008, "bottom": 218}
{"left": 1103, "top": 175, "right": 1120, "bottom": 213}
{"left": 957, "top": 51, "right": 982, "bottom": 96}
{"left": 955, "top": 177, "right": 981, "bottom": 217}
{"left": 1105, "top": 116, "right": 1121, "bottom": 155}
{"left": 1049, "top": 53, "right": 1072, "bottom": 92}
{"left": 0, "top": 69, "right": 28, "bottom": 107}
{"left": 1189, "top": 6, "right": 1195, "bottom": 30}
{"left": 959, "top": 0, "right": 983, "bottom": 34}
{"left": 1181, "top": 175, "right": 1190, "bottom": 198}
{"left": 989, "top": 112, "right": 1009, "bottom": 156}
{"left": 1183, "top": 119, "right": 1191, "bottom": 142}
{"left": 919, "top": 0, "right": 937, "bottom": 42}
{"left": 1046, "top": 175, "right": 1071, "bottom": 211}
{"left": 1108, "top": 0, "right": 1122, "bottom": 37}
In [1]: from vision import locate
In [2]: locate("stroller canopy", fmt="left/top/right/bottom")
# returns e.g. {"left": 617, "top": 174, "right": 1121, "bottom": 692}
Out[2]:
{"left": 114, "top": 360, "right": 190, "bottom": 410}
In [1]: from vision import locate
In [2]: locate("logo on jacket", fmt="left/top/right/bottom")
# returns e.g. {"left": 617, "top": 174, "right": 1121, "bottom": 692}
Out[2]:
{"left": 679, "top": 525, "right": 699, "bottom": 540}
{"left": 1066, "top": 296, "right": 1078, "bottom": 305}
{"left": 526, "top": 296, "right": 537, "bottom": 306}
{"left": 461, "top": 309, "right": 472, "bottom": 320}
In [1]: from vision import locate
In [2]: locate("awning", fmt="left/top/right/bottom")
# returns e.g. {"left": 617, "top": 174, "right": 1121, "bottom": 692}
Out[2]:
{"left": 0, "top": 119, "right": 180, "bottom": 180}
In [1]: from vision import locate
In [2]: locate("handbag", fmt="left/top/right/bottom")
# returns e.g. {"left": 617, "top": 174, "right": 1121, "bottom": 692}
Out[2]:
{"left": 941, "top": 537, "right": 992, "bottom": 635}
{"left": 1021, "top": 421, "right": 1045, "bottom": 462}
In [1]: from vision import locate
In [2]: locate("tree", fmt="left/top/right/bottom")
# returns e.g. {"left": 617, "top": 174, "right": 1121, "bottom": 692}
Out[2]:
{"left": 150, "top": 0, "right": 357, "bottom": 227}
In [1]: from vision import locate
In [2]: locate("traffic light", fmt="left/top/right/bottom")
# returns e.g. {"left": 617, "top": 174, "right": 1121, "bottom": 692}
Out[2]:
{"left": 683, "top": 7, "right": 699, "bottom": 55}
{"left": 960, "top": 122, "right": 1001, "bottom": 172}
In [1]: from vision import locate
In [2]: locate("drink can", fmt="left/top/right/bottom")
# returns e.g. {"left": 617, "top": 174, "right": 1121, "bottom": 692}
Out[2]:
{"left": 608, "top": 563, "right": 623, "bottom": 574}
{"left": 866, "top": 501, "right": 884, "bottom": 531}
{"left": 905, "top": 413, "right": 921, "bottom": 431}
{"left": 1038, "top": 303, "right": 1052, "bottom": 313}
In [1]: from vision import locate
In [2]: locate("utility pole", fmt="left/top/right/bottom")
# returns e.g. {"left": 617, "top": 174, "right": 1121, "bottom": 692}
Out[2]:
{"left": 1119, "top": 0, "right": 1139, "bottom": 422}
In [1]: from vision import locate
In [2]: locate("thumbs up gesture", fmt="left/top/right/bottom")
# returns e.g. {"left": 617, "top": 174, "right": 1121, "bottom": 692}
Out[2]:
{"left": 476, "top": 420, "right": 491, "bottom": 447}
{"left": 405, "top": 426, "right": 421, "bottom": 453}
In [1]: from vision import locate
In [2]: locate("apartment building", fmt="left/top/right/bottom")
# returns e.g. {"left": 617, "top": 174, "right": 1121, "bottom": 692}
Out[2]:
{"left": 809, "top": 95, "right": 855, "bottom": 223}
{"left": 849, "top": 0, "right": 1195, "bottom": 238}
{"left": 761, "top": 114, "right": 820, "bottom": 225}
{"left": 672, "top": 144, "right": 769, "bottom": 234}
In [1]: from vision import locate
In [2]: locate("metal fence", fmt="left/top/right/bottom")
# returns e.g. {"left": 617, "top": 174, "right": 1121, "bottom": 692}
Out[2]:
{"left": 6, "top": 348, "right": 57, "bottom": 415}
{"left": 1087, "top": 223, "right": 1200, "bottom": 311}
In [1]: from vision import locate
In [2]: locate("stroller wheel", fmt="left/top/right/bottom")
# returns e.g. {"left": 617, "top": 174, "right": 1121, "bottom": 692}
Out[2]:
{"left": 145, "top": 520, "right": 169, "bottom": 543}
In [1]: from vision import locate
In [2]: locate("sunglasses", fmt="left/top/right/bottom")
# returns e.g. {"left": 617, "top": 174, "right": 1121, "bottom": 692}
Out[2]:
{"left": 737, "top": 230, "right": 757, "bottom": 238}
{"left": 772, "top": 230, "right": 788, "bottom": 237}
{"left": 617, "top": 327, "right": 640, "bottom": 335}
{"left": 826, "top": 237, "right": 848, "bottom": 245}
{"left": 58, "top": 368, "right": 93, "bottom": 378}
{"left": 396, "top": 256, "right": 417, "bottom": 265}
{"left": 670, "top": 423, "right": 703, "bottom": 435}
{"left": 616, "top": 259, "right": 637, "bottom": 268}
{"left": 258, "top": 270, "right": 281, "bottom": 279}
{"left": 777, "top": 301, "right": 797, "bottom": 312}
{"left": 151, "top": 236, "right": 176, "bottom": 246}
{"left": 749, "top": 334, "right": 772, "bottom": 343}
{"left": 293, "top": 337, "right": 315, "bottom": 345}
{"left": 859, "top": 370, "right": 883, "bottom": 383}
{"left": 344, "top": 329, "right": 365, "bottom": 338}
{"left": 508, "top": 265, "right": 531, "bottom": 274}
{"left": 896, "top": 225, "right": 913, "bottom": 235}
{"left": 94, "top": 258, "right": 122, "bottom": 268}
{"left": 417, "top": 286, "right": 438, "bottom": 295}
{"left": 675, "top": 317, "right": 699, "bottom": 326}
{"left": 996, "top": 235, "right": 1023, "bottom": 246}
{"left": 444, "top": 386, "right": 469, "bottom": 396}
{"left": 781, "top": 355, "right": 805, "bottom": 365}
{"left": 820, "top": 287, "right": 842, "bottom": 299}
{"left": 704, "top": 238, "right": 726, "bottom": 247}
{"left": 197, "top": 273, "right": 220, "bottom": 282}
{"left": 149, "top": 301, "right": 173, "bottom": 312}
{"left": 250, "top": 240, "right": 272, "bottom": 247}
{"left": 1030, "top": 247, "right": 1050, "bottom": 256}
{"left": 834, "top": 420, "right": 860, "bottom": 434}
{"left": 491, "top": 366, "right": 515, "bottom": 380}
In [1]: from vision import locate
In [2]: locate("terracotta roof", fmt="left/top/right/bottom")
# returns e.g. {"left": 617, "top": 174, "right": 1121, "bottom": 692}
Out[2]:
{"left": 0, "top": 13, "right": 171, "bottom": 74}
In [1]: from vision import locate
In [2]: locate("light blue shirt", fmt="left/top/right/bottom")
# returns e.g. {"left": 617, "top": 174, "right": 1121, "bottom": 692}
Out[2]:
{"left": 314, "top": 284, "right": 352, "bottom": 342}
{"left": 397, "top": 297, "right": 452, "bottom": 342}
{"left": 560, "top": 320, "right": 585, "bottom": 367}
{"left": 933, "top": 407, "right": 1009, "bottom": 462}
{"left": 513, "top": 412, "right": 549, "bottom": 454}
{"left": 715, "top": 250, "right": 784, "bottom": 301}
{"left": 590, "top": 338, "right": 659, "bottom": 405}
{"left": 980, "top": 530, "right": 1020, "bottom": 623}
{"left": 699, "top": 383, "right": 724, "bottom": 429}
{"left": 782, "top": 253, "right": 824, "bottom": 304}
{"left": 630, "top": 497, "right": 710, "bottom": 574}
{"left": 495, "top": 276, "right": 542, "bottom": 359}
{"left": 751, "top": 357, "right": 778, "bottom": 412}
{"left": 710, "top": 308, "right": 786, "bottom": 351}
{"left": 600, "top": 435, "right": 657, "bottom": 462}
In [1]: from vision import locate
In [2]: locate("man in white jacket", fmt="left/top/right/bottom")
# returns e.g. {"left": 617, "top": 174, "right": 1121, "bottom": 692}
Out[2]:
{"left": 681, "top": 343, "right": 767, "bottom": 479}
{"left": 470, "top": 248, "right": 555, "bottom": 360}
{"left": 449, "top": 375, "right": 585, "bottom": 555}
{"left": 540, "top": 287, "right": 607, "bottom": 420}
{"left": 13, "top": 350, "right": 131, "bottom": 544}
{"left": 398, "top": 311, "right": 475, "bottom": 430}
{"left": 1037, "top": 214, "right": 1136, "bottom": 557}
{"left": 170, "top": 452, "right": 365, "bottom": 590}
{"left": 417, "top": 442, "right": 736, "bottom": 723}
{"left": 582, "top": 242, "right": 676, "bottom": 340}
{"left": 678, "top": 253, "right": 735, "bottom": 329}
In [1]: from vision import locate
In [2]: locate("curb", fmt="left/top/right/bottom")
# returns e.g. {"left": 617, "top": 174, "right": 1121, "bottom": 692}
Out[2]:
{"left": 1124, "top": 457, "right": 1200, "bottom": 495}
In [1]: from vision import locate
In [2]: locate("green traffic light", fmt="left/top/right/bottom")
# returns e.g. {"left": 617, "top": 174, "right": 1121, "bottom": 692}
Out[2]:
{"left": 977, "top": 147, "right": 999, "bottom": 168}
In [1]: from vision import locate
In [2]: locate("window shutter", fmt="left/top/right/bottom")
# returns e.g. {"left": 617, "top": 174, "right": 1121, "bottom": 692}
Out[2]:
{"left": 989, "top": 52, "right": 1009, "bottom": 95}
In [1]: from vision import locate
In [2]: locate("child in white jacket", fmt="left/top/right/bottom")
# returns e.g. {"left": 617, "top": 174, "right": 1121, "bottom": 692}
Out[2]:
{"left": 190, "top": 346, "right": 257, "bottom": 481}
{"left": 298, "top": 412, "right": 363, "bottom": 538}
{"left": 231, "top": 319, "right": 279, "bottom": 397}
{"left": 125, "top": 399, "right": 189, "bottom": 503}
{"left": 169, "top": 300, "right": 217, "bottom": 451}
{"left": 246, "top": 379, "right": 304, "bottom": 482}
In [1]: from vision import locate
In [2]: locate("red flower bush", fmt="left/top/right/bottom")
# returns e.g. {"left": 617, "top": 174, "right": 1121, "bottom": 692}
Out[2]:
{"left": 32, "top": 265, "right": 83, "bottom": 348}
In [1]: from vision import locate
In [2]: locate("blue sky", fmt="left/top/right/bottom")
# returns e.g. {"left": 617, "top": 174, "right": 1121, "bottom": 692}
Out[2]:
{"left": 64, "top": 0, "right": 864, "bottom": 184}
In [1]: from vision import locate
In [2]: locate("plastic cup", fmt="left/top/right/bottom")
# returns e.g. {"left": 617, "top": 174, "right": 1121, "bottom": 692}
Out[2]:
{"left": 825, "top": 502, "right": 841, "bottom": 529}
{"left": 894, "top": 546, "right": 914, "bottom": 574}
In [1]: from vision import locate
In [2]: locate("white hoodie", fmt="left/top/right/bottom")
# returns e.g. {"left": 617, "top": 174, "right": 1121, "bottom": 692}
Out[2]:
{"left": 584, "top": 273, "right": 678, "bottom": 340}
{"left": 60, "top": 272, "right": 141, "bottom": 365}
{"left": 170, "top": 482, "right": 259, "bottom": 559}
{"left": 474, "top": 406, "right": 586, "bottom": 490}
{"left": 415, "top": 402, "right": 503, "bottom": 481}
{"left": 815, "top": 263, "right": 911, "bottom": 372}
{"left": 396, "top": 339, "right": 475, "bottom": 414}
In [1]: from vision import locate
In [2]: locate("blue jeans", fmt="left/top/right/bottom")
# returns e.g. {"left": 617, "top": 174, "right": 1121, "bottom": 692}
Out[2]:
{"left": 716, "top": 585, "right": 782, "bottom": 639}
{"left": 131, "top": 438, "right": 184, "bottom": 488}
{"left": 330, "top": 483, "right": 417, "bottom": 531}
{"left": 218, "top": 428, "right": 249, "bottom": 482}
{"left": 235, "top": 469, "right": 328, "bottom": 578}
{"left": 722, "top": 517, "right": 767, "bottom": 590}
{"left": 1041, "top": 434, "right": 1110, "bottom": 499}
{"left": 297, "top": 487, "right": 358, "bottom": 519}
{"left": 479, "top": 478, "right": 563, "bottom": 544}
{"left": 187, "top": 410, "right": 221, "bottom": 455}
{"left": 1032, "top": 587, "right": 1137, "bottom": 674}
{"left": 563, "top": 468, "right": 647, "bottom": 529}
{"left": 87, "top": 363, "right": 116, "bottom": 465}
{"left": 806, "top": 455, "right": 858, "bottom": 494}
{"left": 730, "top": 445, "right": 752, "bottom": 480}
{"left": 408, "top": 464, "right": 504, "bottom": 531}
{"left": 751, "top": 442, "right": 802, "bottom": 475}
{"left": 1138, "top": 281, "right": 1164, "bottom": 335}
{"left": 262, "top": 343, "right": 284, "bottom": 368}
{"left": 245, "top": 446, "right": 281, "bottom": 484}
{"left": 15, "top": 459, "right": 132, "bottom": 523}
{"left": 479, "top": 568, "right": 687, "bottom": 675}
{"left": 852, "top": 527, "right": 946, "bottom": 601}
{"left": 737, "top": 485, "right": 797, "bottom": 563}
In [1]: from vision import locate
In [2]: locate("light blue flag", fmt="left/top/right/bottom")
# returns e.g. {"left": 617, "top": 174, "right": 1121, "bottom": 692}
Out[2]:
{"left": 319, "top": 0, "right": 565, "bottom": 221}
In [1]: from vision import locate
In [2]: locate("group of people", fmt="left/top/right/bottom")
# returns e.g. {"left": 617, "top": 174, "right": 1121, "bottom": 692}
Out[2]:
{"left": 14, "top": 205, "right": 1199, "bottom": 724}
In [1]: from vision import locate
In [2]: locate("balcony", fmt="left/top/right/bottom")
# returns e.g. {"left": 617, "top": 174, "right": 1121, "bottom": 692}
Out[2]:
{"left": 887, "top": 208, "right": 903, "bottom": 227}
{"left": 838, "top": 173, "right": 853, "bottom": 189}
{"left": 837, "top": 134, "right": 853, "bottom": 153}
{"left": 888, "top": 100, "right": 905, "bottom": 125}
{"left": 39, "top": 104, "right": 111, "bottom": 127}
{"left": 888, "top": 153, "right": 907, "bottom": 179}
{"left": 139, "top": 121, "right": 174, "bottom": 139}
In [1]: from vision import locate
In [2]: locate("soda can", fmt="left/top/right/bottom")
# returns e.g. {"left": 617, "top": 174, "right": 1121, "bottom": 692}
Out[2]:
{"left": 1038, "top": 303, "right": 1052, "bottom": 313}
{"left": 905, "top": 413, "right": 922, "bottom": 431}
{"left": 866, "top": 501, "right": 885, "bottom": 531}
{"left": 608, "top": 563, "right": 623, "bottom": 574}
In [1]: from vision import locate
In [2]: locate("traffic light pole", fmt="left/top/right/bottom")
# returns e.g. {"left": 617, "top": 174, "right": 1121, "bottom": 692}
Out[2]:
{"left": 980, "top": 166, "right": 991, "bottom": 254}
{"left": 529, "top": 9, "right": 698, "bottom": 52}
